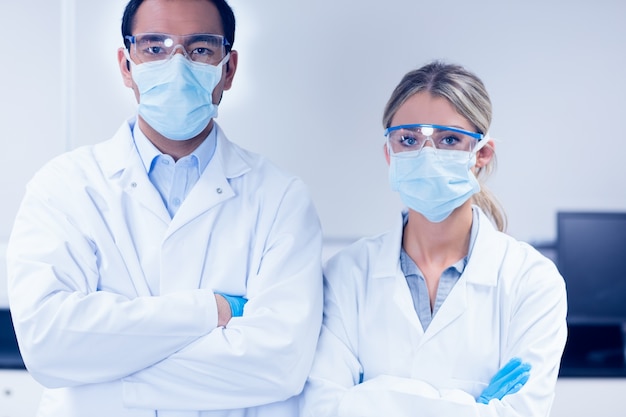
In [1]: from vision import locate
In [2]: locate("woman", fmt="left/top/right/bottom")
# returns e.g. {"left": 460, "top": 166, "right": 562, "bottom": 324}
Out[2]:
{"left": 300, "top": 61, "right": 567, "bottom": 416}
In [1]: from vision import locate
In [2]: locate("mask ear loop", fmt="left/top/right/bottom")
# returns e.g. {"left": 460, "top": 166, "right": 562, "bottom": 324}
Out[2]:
{"left": 467, "top": 132, "right": 489, "bottom": 160}
{"left": 219, "top": 52, "right": 231, "bottom": 66}
{"left": 470, "top": 132, "right": 491, "bottom": 175}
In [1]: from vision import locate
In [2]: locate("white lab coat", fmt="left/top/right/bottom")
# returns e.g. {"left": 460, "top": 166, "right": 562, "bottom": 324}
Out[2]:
{"left": 300, "top": 208, "right": 567, "bottom": 417}
{"left": 7, "top": 120, "right": 323, "bottom": 417}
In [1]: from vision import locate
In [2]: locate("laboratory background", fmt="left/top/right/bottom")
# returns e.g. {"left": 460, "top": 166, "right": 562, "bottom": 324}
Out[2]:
{"left": 1, "top": 0, "right": 625, "bottom": 416}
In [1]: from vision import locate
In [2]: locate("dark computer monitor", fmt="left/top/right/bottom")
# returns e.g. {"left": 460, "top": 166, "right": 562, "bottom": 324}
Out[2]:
{"left": 556, "top": 212, "right": 626, "bottom": 325}
{"left": 0, "top": 309, "right": 25, "bottom": 369}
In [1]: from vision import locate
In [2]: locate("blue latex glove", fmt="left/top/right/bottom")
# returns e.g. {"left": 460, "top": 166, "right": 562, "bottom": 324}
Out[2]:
{"left": 217, "top": 293, "right": 247, "bottom": 317}
{"left": 476, "top": 358, "right": 532, "bottom": 404}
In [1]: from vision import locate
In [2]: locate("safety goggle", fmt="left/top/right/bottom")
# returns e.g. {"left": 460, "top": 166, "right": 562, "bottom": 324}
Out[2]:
{"left": 385, "top": 124, "right": 484, "bottom": 156}
{"left": 125, "top": 32, "right": 230, "bottom": 65}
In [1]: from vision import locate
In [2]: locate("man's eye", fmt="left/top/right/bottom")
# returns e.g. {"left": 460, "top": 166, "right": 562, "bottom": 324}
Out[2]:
{"left": 146, "top": 46, "right": 165, "bottom": 55}
{"left": 191, "top": 47, "right": 214, "bottom": 56}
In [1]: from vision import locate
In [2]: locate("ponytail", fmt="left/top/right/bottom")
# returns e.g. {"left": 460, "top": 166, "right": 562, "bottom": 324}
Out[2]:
{"left": 472, "top": 147, "right": 507, "bottom": 232}
{"left": 473, "top": 186, "right": 507, "bottom": 232}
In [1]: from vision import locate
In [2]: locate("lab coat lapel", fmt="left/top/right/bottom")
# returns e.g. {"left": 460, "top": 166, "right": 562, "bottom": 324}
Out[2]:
{"left": 418, "top": 207, "right": 502, "bottom": 345}
{"left": 391, "top": 272, "right": 426, "bottom": 337}
{"left": 376, "top": 214, "right": 426, "bottom": 337}
{"left": 94, "top": 121, "right": 169, "bottom": 297}
{"left": 419, "top": 277, "right": 468, "bottom": 346}
{"left": 158, "top": 155, "right": 235, "bottom": 294}
{"left": 120, "top": 160, "right": 171, "bottom": 223}
{"left": 166, "top": 126, "right": 247, "bottom": 235}
{"left": 159, "top": 126, "right": 251, "bottom": 294}
{"left": 462, "top": 208, "right": 502, "bottom": 287}
{"left": 98, "top": 120, "right": 171, "bottom": 224}
{"left": 166, "top": 149, "right": 235, "bottom": 234}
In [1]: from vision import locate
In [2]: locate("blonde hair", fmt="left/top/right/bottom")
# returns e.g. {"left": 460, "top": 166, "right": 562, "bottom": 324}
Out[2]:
{"left": 382, "top": 60, "right": 507, "bottom": 231}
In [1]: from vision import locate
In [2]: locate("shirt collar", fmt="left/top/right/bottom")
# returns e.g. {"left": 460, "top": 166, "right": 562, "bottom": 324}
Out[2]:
{"left": 132, "top": 119, "right": 217, "bottom": 175}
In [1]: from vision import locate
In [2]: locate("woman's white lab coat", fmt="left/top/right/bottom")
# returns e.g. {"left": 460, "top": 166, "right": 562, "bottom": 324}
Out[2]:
{"left": 7, "top": 120, "right": 323, "bottom": 417}
{"left": 300, "top": 208, "right": 567, "bottom": 417}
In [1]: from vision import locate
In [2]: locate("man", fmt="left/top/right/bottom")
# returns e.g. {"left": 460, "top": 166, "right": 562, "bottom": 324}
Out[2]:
{"left": 7, "top": 1, "right": 323, "bottom": 416}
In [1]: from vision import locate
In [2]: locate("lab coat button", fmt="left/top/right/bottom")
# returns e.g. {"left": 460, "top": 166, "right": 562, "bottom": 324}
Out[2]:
{"left": 216, "top": 188, "right": 223, "bottom": 194}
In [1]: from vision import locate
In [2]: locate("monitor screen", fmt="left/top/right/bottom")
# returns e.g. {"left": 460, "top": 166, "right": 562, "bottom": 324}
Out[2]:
{"left": 557, "top": 212, "right": 626, "bottom": 325}
{"left": 0, "top": 309, "right": 25, "bottom": 368}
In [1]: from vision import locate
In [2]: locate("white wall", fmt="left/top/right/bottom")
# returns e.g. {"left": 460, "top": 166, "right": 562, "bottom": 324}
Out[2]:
{"left": 1, "top": 0, "right": 625, "bottom": 246}
{"left": 0, "top": 1, "right": 65, "bottom": 242}
{"left": 1, "top": 1, "right": 625, "bottom": 306}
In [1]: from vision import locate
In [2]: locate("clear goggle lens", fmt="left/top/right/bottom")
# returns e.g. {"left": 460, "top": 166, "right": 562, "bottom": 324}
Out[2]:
{"left": 125, "top": 32, "right": 229, "bottom": 65}
{"left": 385, "top": 124, "right": 484, "bottom": 155}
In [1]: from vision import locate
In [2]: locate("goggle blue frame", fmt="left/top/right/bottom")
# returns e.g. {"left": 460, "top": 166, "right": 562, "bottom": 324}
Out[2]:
{"left": 384, "top": 124, "right": 484, "bottom": 141}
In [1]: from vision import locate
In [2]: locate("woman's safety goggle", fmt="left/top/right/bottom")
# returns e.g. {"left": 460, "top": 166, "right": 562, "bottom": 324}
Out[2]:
{"left": 385, "top": 124, "right": 485, "bottom": 155}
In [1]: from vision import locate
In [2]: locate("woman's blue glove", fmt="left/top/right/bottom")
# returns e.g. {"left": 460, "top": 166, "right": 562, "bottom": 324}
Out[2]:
{"left": 476, "top": 358, "right": 532, "bottom": 404}
{"left": 216, "top": 293, "right": 247, "bottom": 317}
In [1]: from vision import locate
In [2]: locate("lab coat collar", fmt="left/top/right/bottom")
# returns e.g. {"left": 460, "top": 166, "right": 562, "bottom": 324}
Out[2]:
{"left": 212, "top": 122, "right": 252, "bottom": 180}
{"left": 94, "top": 120, "right": 171, "bottom": 223}
{"left": 462, "top": 206, "right": 504, "bottom": 287}
{"left": 94, "top": 119, "right": 254, "bottom": 229}
{"left": 96, "top": 119, "right": 139, "bottom": 179}
{"left": 373, "top": 207, "right": 506, "bottom": 343}
{"left": 370, "top": 211, "right": 406, "bottom": 279}
{"left": 371, "top": 207, "right": 503, "bottom": 288}
{"left": 96, "top": 119, "right": 250, "bottom": 181}
{"left": 165, "top": 123, "right": 249, "bottom": 233}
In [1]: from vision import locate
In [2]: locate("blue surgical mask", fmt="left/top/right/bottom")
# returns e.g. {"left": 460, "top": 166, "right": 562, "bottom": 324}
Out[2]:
{"left": 389, "top": 147, "right": 481, "bottom": 222}
{"left": 129, "top": 53, "right": 229, "bottom": 141}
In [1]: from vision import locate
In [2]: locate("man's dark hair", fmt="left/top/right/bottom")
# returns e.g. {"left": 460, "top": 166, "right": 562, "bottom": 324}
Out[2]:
{"left": 121, "top": 0, "right": 236, "bottom": 52}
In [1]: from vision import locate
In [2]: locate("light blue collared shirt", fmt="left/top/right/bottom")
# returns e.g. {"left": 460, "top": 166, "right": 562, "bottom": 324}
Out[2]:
{"left": 132, "top": 121, "right": 217, "bottom": 218}
{"left": 400, "top": 207, "right": 480, "bottom": 331}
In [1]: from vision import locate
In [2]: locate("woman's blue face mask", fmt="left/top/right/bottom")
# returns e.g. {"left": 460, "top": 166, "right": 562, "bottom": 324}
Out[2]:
{"left": 386, "top": 125, "right": 489, "bottom": 222}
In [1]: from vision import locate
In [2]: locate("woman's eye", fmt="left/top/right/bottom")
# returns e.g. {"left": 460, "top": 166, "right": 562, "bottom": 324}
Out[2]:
{"left": 400, "top": 136, "right": 417, "bottom": 146}
{"left": 442, "top": 135, "right": 458, "bottom": 145}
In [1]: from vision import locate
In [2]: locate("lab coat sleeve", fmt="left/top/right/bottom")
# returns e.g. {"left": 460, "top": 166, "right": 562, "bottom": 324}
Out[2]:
{"left": 337, "top": 375, "right": 480, "bottom": 417}
{"left": 7, "top": 162, "right": 219, "bottom": 387}
{"left": 487, "top": 246, "right": 568, "bottom": 417}
{"left": 300, "top": 281, "right": 362, "bottom": 417}
{"left": 306, "top": 367, "right": 498, "bottom": 417}
{"left": 122, "top": 179, "right": 324, "bottom": 410}
{"left": 299, "top": 265, "right": 365, "bottom": 417}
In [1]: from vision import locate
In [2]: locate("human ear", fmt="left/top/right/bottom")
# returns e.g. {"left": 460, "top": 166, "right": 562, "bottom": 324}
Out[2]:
{"left": 475, "top": 139, "right": 495, "bottom": 169}
{"left": 117, "top": 47, "right": 134, "bottom": 89}
{"left": 222, "top": 49, "right": 238, "bottom": 91}
{"left": 384, "top": 143, "right": 390, "bottom": 165}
